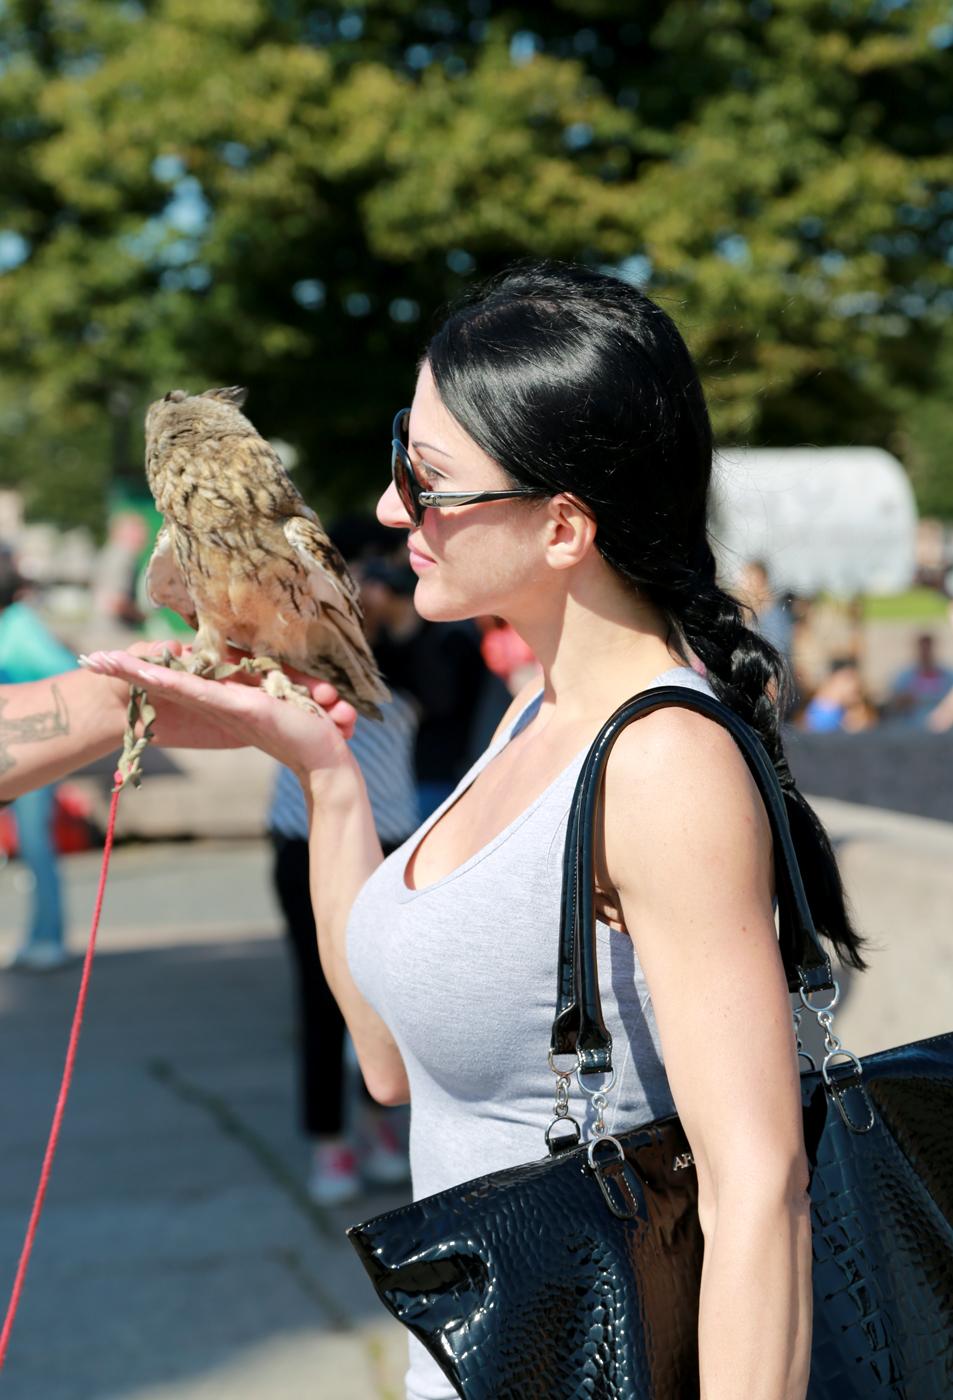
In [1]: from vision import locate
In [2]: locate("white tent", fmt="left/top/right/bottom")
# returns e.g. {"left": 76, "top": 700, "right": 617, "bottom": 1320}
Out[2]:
{"left": 710, "top": 446, "right": 917, "bottom": 597}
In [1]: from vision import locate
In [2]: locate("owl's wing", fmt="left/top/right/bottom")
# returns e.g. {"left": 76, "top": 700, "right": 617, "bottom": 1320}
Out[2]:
{"left": 144, "top": 525, "right": 197, "bottom": 628}
{"left": 283, "top": 515, "right": 390, "bottom": 716}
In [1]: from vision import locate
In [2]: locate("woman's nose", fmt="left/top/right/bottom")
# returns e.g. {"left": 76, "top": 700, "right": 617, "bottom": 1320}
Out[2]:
{"left": 377, "top": 480, "right": 413, "bottom": 529}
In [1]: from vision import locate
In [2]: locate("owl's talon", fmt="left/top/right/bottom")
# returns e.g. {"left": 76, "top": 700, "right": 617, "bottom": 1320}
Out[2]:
{"left": 184, "top": 654, "right": 217, "bottom": 677}
{"left": 237, "top": 655, "right": 282, "bottom": 675}
{"left": 210, "top": 662, "right": 241, "bottom": 680}
{"left": 153, "top": 647, "right": 188, "bottom": 671}
{"left": 261, "top": 667, "right": 320, "bottom": 712}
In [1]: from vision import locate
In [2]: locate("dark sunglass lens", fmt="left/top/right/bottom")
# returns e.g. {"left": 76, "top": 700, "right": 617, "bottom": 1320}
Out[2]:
{"left": 392, "top": 442, "right": 420, "bottom": 524}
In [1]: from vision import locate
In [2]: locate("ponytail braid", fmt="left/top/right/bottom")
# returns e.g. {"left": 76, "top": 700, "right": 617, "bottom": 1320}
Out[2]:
{"left": 659, "top": 544, "right": 866, "bottom": 974}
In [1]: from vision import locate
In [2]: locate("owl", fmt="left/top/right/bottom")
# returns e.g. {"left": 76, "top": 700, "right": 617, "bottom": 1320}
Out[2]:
{"left": 143, "top": 386, "right": 389, "bottom": 718}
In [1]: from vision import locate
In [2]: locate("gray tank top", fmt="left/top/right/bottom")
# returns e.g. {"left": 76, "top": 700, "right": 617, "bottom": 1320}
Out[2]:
{"left": 347, "top": 665, "right": 713, "bottom": 1400}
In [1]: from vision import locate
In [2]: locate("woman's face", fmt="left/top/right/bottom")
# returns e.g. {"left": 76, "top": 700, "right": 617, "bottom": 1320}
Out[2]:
{"left": 376, "top": 361, "right": 553, "bottom": 623}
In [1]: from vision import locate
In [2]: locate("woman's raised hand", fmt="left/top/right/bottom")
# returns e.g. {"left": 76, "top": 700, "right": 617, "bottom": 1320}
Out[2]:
{"left": 80, "top": 642, "right": 357, "bottom": 779}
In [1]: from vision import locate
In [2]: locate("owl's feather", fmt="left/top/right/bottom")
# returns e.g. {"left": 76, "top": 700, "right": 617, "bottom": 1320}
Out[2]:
{"left": 145, "top": 525, "right": 197, "bottom": 627}
{"left": 142, "top": 387, "right": 389, "bottom": 718}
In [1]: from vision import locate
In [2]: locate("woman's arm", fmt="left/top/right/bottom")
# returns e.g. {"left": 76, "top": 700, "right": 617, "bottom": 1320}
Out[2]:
{"left": 77, "top": 650, "right": 410, "bottom": 1106}
{"left": 0, "top": 670, "right": 129, "bottom": 800}
{"left": 602, "top": 709, "right": 811, "bottom": 1400}
{"left": 306, "top": 761, "right": 410, "bottom": 1104}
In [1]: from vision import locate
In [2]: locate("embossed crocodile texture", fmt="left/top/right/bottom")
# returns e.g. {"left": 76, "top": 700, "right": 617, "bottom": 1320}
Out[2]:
{"left": 349, "top": 1037, "right": 953, "bottom": 1398}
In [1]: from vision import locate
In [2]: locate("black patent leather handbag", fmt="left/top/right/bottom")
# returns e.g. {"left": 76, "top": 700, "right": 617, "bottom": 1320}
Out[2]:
{"left": 347, "top": 686, "right": 953, "bottom": 1399}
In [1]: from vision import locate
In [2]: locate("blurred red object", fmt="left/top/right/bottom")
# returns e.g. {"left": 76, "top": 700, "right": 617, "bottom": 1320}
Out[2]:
{"left": 479, "top": 618, "right": 535, "bottom": 684}
{"left": 54, "top": 786, "right": 96, "bottom": 853}
{"left": 0, "top": 785, "right": 96, "bottom": 858}
{"left": 0, "top": 807, "right": 13, "bottom": 858}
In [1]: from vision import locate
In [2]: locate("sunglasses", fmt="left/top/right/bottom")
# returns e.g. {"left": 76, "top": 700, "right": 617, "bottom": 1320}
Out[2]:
{"left": 391, "top": 408, "right": 544, "bottom": 528}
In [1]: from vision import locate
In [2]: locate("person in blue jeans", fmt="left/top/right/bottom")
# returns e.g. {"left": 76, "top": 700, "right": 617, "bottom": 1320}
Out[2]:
{"left": 0, "top": 552, "right": 78, "bottom": 969}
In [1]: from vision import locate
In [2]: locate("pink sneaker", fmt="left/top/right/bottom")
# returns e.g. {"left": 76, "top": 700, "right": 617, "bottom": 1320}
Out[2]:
{"left": 308, "top": 1141, "right": 360, "bottom": 1207}
{"left": 362, "top": 1116, "right": 410, "bottom": 1188}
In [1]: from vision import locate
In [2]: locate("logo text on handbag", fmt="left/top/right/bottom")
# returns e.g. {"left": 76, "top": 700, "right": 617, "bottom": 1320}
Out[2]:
{"left": 673, "top": 1151, "right": 694, "bottom": 1171}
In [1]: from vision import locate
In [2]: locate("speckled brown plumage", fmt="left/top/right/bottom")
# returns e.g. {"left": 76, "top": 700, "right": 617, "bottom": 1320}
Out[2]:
{"left": 143, "top": 386, "right": 389, "bottom": 718}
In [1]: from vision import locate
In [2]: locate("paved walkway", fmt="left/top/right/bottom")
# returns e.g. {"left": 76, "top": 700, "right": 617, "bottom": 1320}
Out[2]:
{"left": 1, "top": 803, "right": 950, "bottom": 1398}
{"left": 0, "top": 841, "right": 407, "bottom": 1399}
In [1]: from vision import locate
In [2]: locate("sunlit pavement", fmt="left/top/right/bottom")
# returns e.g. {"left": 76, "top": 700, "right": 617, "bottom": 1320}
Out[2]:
{"left": 2, "top": 804, "right": 951, "bottom": 1398}
{"left": 0, "top": 840, "right": 408, "bottom": 1399}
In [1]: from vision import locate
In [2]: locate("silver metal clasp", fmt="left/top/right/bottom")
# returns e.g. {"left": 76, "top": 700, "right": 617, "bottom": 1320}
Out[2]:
{"left": 574, "top": 1067, "right": 643, "bottom": 1219}
{"left": 798, "top": 981, "right": 875, "bottom": 1133}
{"left": 576, "top": 1064, "right": 616, "bottom": 1143}
{"left": 546, "top": 1049, "right": 582, "bottom": 1156}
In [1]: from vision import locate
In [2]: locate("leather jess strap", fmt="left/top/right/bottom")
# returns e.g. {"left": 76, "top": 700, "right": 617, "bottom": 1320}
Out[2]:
{"left": 549, "top": 686, "right": 835, "bottom": 1075}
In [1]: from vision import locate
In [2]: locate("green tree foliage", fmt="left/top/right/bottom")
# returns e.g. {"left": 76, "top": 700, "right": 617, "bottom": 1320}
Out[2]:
{"left": 0, "top": 0, "right": 951, "bottom": 531}
{"left": 897, "top": 329, "right": 953, "bottom": 521}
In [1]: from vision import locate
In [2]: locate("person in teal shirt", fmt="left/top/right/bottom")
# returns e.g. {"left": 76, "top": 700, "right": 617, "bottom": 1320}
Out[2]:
{"left": 0, "top": 552, "right": 78, "bottom": 969}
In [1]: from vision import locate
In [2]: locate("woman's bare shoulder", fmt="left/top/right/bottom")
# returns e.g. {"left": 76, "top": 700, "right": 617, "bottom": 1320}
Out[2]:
{"left": 608, "top": 703, "right": 748, "bottom": 780}
{"left": 602, "top": 705, "right": 770, "bottom": 880}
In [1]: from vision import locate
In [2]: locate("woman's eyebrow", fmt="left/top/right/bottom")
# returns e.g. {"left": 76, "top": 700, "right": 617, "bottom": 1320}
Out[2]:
{"left": 412, "top": 439, "right": 454, "bottom": 459}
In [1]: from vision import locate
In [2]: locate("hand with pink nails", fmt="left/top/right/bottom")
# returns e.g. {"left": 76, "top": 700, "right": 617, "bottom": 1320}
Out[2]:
{"left": 78, "top": 640, "right": 358, "bottom": 783}
{"left": 0, "top": 639, "right": 359, "bottom": 801}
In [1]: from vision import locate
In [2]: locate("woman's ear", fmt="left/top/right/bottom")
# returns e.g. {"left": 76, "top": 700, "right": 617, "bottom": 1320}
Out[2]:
{"left": 542, "top": 493, "right": 598, "bottom": 572}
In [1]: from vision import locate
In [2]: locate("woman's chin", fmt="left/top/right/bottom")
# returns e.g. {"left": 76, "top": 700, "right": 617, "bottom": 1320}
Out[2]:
{"left": 411, "top": 582, "right": 481, "bottom": 625}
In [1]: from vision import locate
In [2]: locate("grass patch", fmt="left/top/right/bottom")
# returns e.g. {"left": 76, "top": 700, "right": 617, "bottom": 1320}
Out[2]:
{"left": 861, "top": 589, "right": 949, "bottom": 622}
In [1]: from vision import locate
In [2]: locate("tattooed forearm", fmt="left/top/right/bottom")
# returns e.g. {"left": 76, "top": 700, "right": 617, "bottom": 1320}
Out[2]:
{"left": 0, "top": 683, "right": 70, "bottom": 778}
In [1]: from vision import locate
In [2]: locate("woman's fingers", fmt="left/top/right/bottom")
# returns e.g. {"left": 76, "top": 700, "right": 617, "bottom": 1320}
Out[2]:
{"left": 137, "top": 639, "right": 186, "bottom": 661}
{"left": 82, "top": 643, "right": 352, "bottom": 715}
{"left": 326, "top": 698, "right": 358, "bottom": 741}
{"left": 303, "top": 678, "right": 358, "bottom": 735}
{"left": 79, "top": 648, "right": 358, "bottom": 772}
{"left": 78, "top": 650, "right": 356, "bottom": 740}
{"left": 308, "top": 678, "right": 344, "bottom": 708}
{"left": 83, "top": 652, "right": 248, "bottom": 720}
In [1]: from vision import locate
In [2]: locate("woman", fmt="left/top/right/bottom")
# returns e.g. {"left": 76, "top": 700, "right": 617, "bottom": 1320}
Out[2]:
{"left": 83, "top": 263, "right": 865, "bottom": 1400}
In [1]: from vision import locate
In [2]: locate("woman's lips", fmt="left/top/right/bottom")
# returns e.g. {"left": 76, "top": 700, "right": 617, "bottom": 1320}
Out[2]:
{"left": 408, "top": 544, "right": 435, "bottom": 571}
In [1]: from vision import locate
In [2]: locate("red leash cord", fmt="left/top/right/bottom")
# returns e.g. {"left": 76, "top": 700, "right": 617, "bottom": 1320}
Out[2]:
{"left": 0, "top": 777, "right": 123, "bottom": 1369}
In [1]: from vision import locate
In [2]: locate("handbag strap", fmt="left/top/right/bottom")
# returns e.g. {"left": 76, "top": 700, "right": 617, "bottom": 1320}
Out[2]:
{"left": 550, "top": 685, "right": 835, "bottom": 1075}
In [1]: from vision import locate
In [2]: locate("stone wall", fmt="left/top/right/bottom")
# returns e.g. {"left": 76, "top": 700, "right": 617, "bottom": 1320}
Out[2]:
{"left": 785, "top": 729, "right": 953, "bottom": 822}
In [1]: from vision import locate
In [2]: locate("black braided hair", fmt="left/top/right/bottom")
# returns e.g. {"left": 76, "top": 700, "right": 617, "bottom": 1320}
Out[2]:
{"left": 427, "top": 259, "right": 866, "bottom": 973}
{"left": 649, "top": 542, "right": 865, "bottom": 972}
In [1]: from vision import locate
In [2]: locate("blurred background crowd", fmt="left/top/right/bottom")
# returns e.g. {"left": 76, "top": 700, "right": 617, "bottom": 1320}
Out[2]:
{"left": 1, "top": 1, "right": 952, "bottom": 1395}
